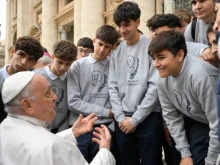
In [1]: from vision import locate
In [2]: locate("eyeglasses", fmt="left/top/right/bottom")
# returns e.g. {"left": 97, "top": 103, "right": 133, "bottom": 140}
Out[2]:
{"left": 78, "top": 49, "right": 92, "bottom": 55}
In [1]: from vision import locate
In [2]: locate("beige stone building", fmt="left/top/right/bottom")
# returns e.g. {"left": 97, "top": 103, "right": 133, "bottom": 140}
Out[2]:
{"left": 5, "top": 0, "right": 176, "bottom": 64}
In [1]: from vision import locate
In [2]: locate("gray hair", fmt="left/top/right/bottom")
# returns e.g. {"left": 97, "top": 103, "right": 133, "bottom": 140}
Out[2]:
{"left": 5, "top": 79, "right": 35, "bottom": 114}
{"left": 38, "top": 56, "right": 52, "bottom": 64}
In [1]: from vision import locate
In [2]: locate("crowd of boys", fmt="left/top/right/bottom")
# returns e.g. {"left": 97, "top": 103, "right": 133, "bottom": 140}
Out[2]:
{"left": 1, "top": 0, "right": 220, "bottom": 165}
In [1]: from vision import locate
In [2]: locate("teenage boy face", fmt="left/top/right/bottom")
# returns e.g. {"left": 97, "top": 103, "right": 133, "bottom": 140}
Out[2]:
{"left": 92, "top": 39, "right": 114, "bottom": 61}
{"left": 191, "top": 0, "right": 215, "bottom": 21}
{"left": 152, "top": 50, "right": 184, "bottom": 78}
{"left": 152, "top": 26, "right": 174, "bottom": 39}
{"left": 51, "top": 56, "right": 73, "bottom": 76}
{"left": 10, "top": 49, "right": 37, "bottom": 74}
{"left": 77, "top": 46, "right": 93, "bottom": 59}
{"left": 117, "top": 19, "right": 140, "bottom": 41}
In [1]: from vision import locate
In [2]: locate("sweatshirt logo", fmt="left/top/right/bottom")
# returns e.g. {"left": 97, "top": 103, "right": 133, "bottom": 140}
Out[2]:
{"left": 127, "top": 55, "right": 139, "bottom": 79}
{"left": 51, "top": 85, "right": 65, "bottom": 106}
{"left": 91, "top": 71, "right": 107, "bottom": 93}
{"left": 173, "top": 90, "right": 192, "bottom": 115}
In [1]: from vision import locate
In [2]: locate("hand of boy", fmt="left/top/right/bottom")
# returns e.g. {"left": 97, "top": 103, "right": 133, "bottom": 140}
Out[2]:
{"left": 119, "top": 117, "right": 136, "bottom": 134}
{"left": 180, "top": 157, "right": 193, "bottom": 165}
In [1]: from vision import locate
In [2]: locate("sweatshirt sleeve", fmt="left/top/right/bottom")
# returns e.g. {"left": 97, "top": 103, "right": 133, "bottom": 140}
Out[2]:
{"left": 90, "top": 148, "right": 116, "bottom": 165}
{"left": 195, "top": 76, "right": 219, "bottom": 165}
{"left": 184, "top": 22, "right": 194, "bottom": 42}
{"left": 67, "top": 62, "right": 110, "bottom": 118}
{"left": 157, "top": 78, "right": 192, "bottom": 158}
{"left": 108, "top": 53, "right": 126, "bottom": 123}
{"left": 129, "top": 64, "right": 160, "bottom": 127}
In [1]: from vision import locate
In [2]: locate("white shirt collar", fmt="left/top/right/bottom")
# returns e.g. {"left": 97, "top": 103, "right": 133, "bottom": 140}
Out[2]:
{"left": 45, "top": 65, "right": 67, "bottom": 81}
{"left": 2, "top": 64, "right": 10, "bottom": 79}
{"left": 8, "top": 113, "right": 46, "bottom": 127}
{"left": 88, "top": 54, "right": 109, "bottom": 65}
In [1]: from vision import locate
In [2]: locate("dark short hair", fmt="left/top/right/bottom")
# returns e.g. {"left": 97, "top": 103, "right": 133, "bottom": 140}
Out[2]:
{"left": 148, "top": 30, "right": 187, "bottom": 57}
{"left": 53, "top": 40, "right": 77, "bottom": 61}
{"left": 150, "top": 14, "right": 181, "bottom": 31}
{"left": 113, "top": 1, "right": 141, "bottom": 26}
{"left": 14, "top": 36, "right": 43, "bottom": 61}
{"left": 77, "top": 37, "right": 94, "bottom": 51}
{"left": 96, "top": 25, "right": 119, "bottom": 45}
{"left": 146, "top": 14, "right": 161, "bottom": 30}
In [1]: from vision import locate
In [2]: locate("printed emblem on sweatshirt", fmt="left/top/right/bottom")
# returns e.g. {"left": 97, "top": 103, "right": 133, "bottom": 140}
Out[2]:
{"left": 173, "top": 90, "right": 192, "bottom": 115}
{"left": 91, "top": 70, "right": 107, "bottom": 93}
{"left": 51, "top": 85, "right": 65, "bottom": 108}
{"left": 127, "top": 55, "right": 139, "bottom": 79}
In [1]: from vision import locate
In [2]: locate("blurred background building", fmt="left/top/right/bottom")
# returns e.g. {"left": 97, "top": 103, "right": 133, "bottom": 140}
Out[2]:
{"left": 3, "top": 0, "right": 192, "bottom": 65}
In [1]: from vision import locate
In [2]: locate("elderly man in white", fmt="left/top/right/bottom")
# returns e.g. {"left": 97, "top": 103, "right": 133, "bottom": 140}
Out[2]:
{"left": 0, "top": 71, "right": 116, "bottom": 165}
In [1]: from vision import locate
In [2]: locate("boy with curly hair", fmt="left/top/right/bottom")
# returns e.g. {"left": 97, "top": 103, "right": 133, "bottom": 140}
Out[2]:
{"left": 34, "top": 40, "right": 77, "bottom": 133}
{"left": 0, "top": 36, "right": 43, "bottom": 123}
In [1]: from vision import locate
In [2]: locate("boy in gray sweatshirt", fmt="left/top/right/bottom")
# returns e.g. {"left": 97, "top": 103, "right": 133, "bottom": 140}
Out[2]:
{"left": 67, "top": 25, "right": 118, "bottom": 163}
{"left": 184, "top": 0, "right": 215, "bottom": 45}
{"left": 34, "top": 40, "right": 77, "bottom": 133}
{"left": 148, "top": 30, "right": 219, "bottom": 165}
{"left": 109, "top": 1, "right": 163, "bottom": 165}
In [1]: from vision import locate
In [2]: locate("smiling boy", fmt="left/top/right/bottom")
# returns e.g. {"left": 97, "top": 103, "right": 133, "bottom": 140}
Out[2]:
{"left": 148, "top": 30, "right": 219, "bottom": 165}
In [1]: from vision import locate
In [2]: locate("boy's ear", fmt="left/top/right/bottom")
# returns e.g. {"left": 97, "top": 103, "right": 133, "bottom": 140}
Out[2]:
{"left": 93, "top": 39, "right": 96, "bottom": 46}
{"left": 51, "top": 55, "right": 55, "bottom": 61}
{"left": 178, "top": 49, "right": 185, "bottom": 62}
{"left": 10, "top": 48, "right": 15, "bottom": 58}
{"left": 136, "top": 18, "right": 140, "bottom": 27}
{"left": 21, "top": 98, "right": 34, "bottom": 115}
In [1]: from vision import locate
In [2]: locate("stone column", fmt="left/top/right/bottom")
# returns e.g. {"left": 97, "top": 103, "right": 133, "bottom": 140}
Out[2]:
{"left": 138, "top": 0, "right": 156, "bottom": 37}
{"left": 164, "top": 0, "right": 175, "bottom": 14}
{"left": 17, "top": 0, "right": 31, "bottom": 37}
{"left": 42, "top": 0, "right": 58, "bottom": 55}
{"left": 156, "top": 0, "right": 163, "bottom": 14}
{"left": 58, "top": 25, "right": 72, "bottom": 40}
{"left": 74, "top": 0, "right": 81, "bottom": 44}
{"left": 5, "top": 0, "right": 11, "bottom": 64}
{"left": 80, "top": 0, "right": 105, "bottom": 39}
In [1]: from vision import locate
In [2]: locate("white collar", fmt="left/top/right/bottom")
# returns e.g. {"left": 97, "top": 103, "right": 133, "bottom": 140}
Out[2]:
{"left": 45, "top": 65, "right": 67, "bottom": 81}
{"left": 8, "top": 113, "right": 46, "bottom": 127}
{"left": 88, "top": 54, "right": 109, "bottom": 65}
{"left": 2, "top": 64, "right": 10, "bottom": 79}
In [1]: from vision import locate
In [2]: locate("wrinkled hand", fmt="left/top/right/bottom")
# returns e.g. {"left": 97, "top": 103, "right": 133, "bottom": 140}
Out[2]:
{"left": 92, "top": 125, "right": 111, "bottom": 150}
{"left": 72, "top": 113, "right": 97, "bottom": 138}
{"left": 200, "top": 48, "right": 220, "bottom": 68}
{"left": 164, "top": 128, "right": 172, "bottom": 147}
{"left": 180, "top": 157, "right": 193, "bottom": 165}
{"left": 119, "top": 117, "right": 136, "bottom": 134}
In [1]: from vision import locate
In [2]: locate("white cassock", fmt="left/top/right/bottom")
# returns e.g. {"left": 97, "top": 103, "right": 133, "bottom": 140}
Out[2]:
{"left": 0, "top": 114, "right": 116, "bottom": 165}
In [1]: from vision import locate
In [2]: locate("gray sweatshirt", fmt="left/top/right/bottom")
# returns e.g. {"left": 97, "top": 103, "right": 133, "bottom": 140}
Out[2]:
{"left": 186, "top": 41, "right": 208, "bottom": 57}
{"left": 67, "top": 55, "right": 113, "bottom": 128}
{"left": 184, "top": 19, "right": 209, "bottom": 45}
{"left": 34, "top": 66, "right": 69, "bottom": 131}
{"left": 109, "top": 35, "right": 161, "bottom": 127}
{"left": 157, "top": 55, "right": 219, "bottom": 165}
